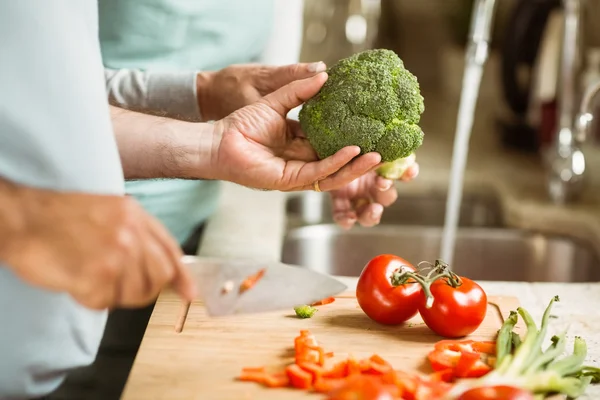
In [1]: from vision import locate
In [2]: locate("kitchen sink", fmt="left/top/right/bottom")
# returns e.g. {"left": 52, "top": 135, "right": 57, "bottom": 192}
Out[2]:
{"left": 286, "top": 190, "right": 504, "bottom": 228}
{"left": 281, "top": 225, "right": 600, "bottom": 282}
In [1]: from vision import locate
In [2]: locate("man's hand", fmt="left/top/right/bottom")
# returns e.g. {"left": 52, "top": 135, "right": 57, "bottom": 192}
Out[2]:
{"left": 329, "top": 163, "right": 420, "bottom": 229}
{"left": 2, "top": 183, "right": 196, "bottom": 310}
{"left": 196, "top": 62, "right": 326, "bottom": 121}
{"left": 209, "top": 72, "right": 382, "bottom": 192}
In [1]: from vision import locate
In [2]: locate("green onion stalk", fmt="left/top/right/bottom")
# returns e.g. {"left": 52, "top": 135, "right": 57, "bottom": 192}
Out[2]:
{"left": 443, "top": 296, "right": 600, "bottom": 399}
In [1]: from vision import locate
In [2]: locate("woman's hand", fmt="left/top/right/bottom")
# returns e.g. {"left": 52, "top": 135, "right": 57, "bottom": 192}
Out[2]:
{"left": 329, "top": 164, "right": 420, "bottom": 229}
{"left": 196, "top": 62, "right": 327, "bottom": 121}
{"left": 210, "top": 72, "right": 382, "bottom": 192}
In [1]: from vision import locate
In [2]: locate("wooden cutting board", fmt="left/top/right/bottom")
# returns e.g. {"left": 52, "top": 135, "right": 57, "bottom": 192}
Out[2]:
{"left": 122, "top": 290, "right": 529, "bottom": 400}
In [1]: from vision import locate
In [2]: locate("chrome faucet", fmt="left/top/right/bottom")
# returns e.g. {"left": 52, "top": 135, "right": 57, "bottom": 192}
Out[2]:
{"left": 546, "top": 0, "right": 588, "bottom": 204}
{"left": 575, "top": 78, "right": 600, "bottom": 144}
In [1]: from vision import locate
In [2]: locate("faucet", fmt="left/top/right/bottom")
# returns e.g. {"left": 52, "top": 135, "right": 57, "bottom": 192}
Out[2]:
{"left": 575, "top": 78, "right": 600, "bottom": 147}
{"left": 546, "top": 0, "right": 587, "bottom": 204}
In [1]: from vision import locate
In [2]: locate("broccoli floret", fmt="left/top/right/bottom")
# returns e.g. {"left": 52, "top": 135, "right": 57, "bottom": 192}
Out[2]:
{"left": 294, "top": 305, "right": 318, "bottom": 319}
{"left": 299, "top": 49, "right": 425, "bottom": 180}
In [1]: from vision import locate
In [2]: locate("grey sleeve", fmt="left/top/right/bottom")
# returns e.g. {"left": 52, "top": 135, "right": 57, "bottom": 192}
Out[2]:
{"left": 105, "top": 68, "right": 203, "bottom": 121}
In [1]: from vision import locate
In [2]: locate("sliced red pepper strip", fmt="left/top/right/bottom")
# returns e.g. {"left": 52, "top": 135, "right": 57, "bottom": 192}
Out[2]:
{"left": 298, "top": 362, "right": 325, "bottom": 383}
{"left": 240, "top": 366, "right": 266, "bottom": 374}
{"left": 429, "top": 368, "right": 454, "bottom": 383}
{"left": 239, "top": 268, "right": 266, "bottom": 293}
{"left": 454, "top": 351, "right": 487, "bottom": 378}
{"left": 313, "top": 377, "right": 348, "bottom": 393}
{"left": 286, "top": 364, "right": 313, "bottom": 389}
{"left": 366, "top": 354, "right": 393, "bottom": 375}
{"left": 238, "top": 370, "right": 267, "bottom": 383}
{"left": 427, "top": 339, "right": 495, "bottom": 379}
{"left": 413, "top": 379, "right": 453, "bottom": 400}
{"left": 311, "top": 297, "right": 336, "bottom": 306}
{"left": 263, "top": 372, "right": 290, "bottom": 388}
{"left": 238, "top": 368, "right": 290, "bottom": 388}
{"left": 346, "top": 356, "right": 362, "bottom": 375}
{"left": 294, "top": 330, "right": 324, "bottom": 365}
{"left": 385, "top": 370, "right": 420, "bottom": 399}
{"left": 323, "top": 360, "right": 349, "bottom": 379}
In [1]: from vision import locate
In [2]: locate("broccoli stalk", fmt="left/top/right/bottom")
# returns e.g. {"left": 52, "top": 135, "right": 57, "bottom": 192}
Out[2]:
{"left": 298, "top": 49, "right": 425, "bottom": 174}
{"left": 444, "top": 296, "right": 600, "bottom": 399}
{"left": 376, "top": 152, "right": 416, "bottom": 180}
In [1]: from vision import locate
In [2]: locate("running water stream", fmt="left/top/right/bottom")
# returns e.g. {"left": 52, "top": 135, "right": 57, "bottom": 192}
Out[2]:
{"left": 439, "top": 0, "right": 497, "bottom": 266}
{"left": 439, "top": 62, "right": 485, "bottom": 265}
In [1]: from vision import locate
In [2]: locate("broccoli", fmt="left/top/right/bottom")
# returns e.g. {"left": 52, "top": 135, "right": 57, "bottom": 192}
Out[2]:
{"left": 298, "top": 49, "right": 425, "bottom": 180}
{"left": 294, "top": 305, "right": 318, "bottom": 319}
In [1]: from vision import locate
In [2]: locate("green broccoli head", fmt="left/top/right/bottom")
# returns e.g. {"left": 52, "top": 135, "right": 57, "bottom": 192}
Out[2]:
{"left": 298, "top": 49, "right": 425, "bottom": 179}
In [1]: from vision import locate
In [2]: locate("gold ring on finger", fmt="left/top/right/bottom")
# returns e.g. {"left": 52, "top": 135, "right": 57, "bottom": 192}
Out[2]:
{"left": 313, "top": 180, "right": 322, "bottom": 192}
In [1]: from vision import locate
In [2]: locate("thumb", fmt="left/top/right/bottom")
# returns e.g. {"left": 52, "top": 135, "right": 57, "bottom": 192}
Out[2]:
{"left": 259, "top": 72, "right": 328, "bottom": 116}
{"left": 264, "top": 61, "right": 327, "bottom": 91}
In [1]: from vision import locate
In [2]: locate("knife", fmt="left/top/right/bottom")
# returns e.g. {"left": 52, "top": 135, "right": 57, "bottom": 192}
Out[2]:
{"left": 181, "top": 255, "right": 347, "bottom": 317}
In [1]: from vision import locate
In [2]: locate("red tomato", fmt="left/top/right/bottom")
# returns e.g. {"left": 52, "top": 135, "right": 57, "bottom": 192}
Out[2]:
{"left": 418, "top": 276, "right": 487, "bottom": 338}
{"left": 356, "top": 254, "right": 422, "bottom": 325}
{"left": 326, "top": 375, "right": 397, "bottom": 400}
{"left": 457, "top": 386, "right": 534, "bottom": 400}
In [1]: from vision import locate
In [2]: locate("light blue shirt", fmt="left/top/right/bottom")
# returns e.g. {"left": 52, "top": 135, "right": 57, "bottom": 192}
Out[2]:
{"left": 0, "top": 1, "right": 124, "bottom": 397}
{"left": 98, "top": 0, "right": 275, "bottom": 245}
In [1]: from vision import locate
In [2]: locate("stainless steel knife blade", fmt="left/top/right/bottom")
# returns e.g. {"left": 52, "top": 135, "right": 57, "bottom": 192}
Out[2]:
{"left": 181, "top": 255, "right": 347, "bottom": 317}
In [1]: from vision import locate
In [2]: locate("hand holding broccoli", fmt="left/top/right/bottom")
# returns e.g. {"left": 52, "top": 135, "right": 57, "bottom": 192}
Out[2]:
{"left": 211, "top": 72, "right": 383, "bottom": 191}
{"left": 298, "top": 49, "right": 425, "bottom": 180}
{"left": 298, "top": 49, "right": 425, "bottom": 228}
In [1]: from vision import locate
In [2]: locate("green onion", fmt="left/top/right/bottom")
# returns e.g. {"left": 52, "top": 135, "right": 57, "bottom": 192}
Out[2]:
{"left": 445, "top": 295, "right": 600, "bottom": 399}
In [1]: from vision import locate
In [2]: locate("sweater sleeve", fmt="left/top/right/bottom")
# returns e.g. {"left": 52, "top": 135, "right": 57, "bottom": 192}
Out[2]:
{"left": 104, "top": 68, "right": 203, "bottom": 122}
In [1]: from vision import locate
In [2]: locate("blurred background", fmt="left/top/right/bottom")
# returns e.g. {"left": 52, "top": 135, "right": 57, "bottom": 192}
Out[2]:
{"left": 297, "top": 0, "right": 600, "bottom": 161}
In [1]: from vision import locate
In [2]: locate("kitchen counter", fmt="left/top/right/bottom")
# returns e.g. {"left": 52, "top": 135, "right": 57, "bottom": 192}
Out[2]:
{"left": 127, "top": 52, "right": 600, "bottom": 397}
{"left": 163, "top": 180, "right": 600, "bottom": 398}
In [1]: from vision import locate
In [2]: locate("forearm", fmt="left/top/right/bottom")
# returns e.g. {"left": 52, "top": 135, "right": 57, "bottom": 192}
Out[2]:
{"left": 105, "top": 68, "right": 203, "bottom": 122}
{"left": 110, "top": 105, "right": 219, "bottom": 180}
{"left": 0, "top": 177, "right": 27, "bottom": 262}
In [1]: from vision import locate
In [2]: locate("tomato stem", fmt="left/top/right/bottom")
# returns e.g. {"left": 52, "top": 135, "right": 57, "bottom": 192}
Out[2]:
{"left": 390, "top": 269, "right": 435, "bottom": 308}
{"left": 391, "top": 259, "right": 464, "bottom": 308}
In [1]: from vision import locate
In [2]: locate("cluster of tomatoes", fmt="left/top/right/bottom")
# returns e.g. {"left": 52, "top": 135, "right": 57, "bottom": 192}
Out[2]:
{"left": 356, "top": 254, "right": 488, "bottom": 338}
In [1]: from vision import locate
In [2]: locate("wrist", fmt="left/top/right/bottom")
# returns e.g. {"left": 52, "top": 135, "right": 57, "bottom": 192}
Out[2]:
{"left": 196, "top": 71, "right": 217, "bottom": 122}
{"left": 169, "top": 119, "right": 223, "bottom": 181}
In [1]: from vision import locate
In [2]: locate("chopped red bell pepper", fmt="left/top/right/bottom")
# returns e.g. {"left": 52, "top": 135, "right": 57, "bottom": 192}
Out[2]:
{"left": 298, "top": 361, "right": 325, "bottom": 382}
{"left": 323, "top": 360, "right": 349, "bottom": 379}
{"left": 294, "top": 330, "right": 325, "bottom": 365}
{"left": 311, "top": 297, "right": 336, "bottom": 306}
{"left": 286, "top": 364, "right": 313, "bottom": 389}
{"left": 313, "top": 377, "right": 348, "bottom": 393}
{"left": 427, "top": 339, "right": 496, "bottom": 380}
{"left": 239, "top": 268, "right": 266, "bottom": 293}
{"left": 238, "top": 367, "right": 289, "bottom": 388}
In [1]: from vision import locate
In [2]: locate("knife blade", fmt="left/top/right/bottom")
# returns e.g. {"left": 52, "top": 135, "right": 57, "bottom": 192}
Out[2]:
{"left": 181, "top": 255, "right": 347, "bottom": 317}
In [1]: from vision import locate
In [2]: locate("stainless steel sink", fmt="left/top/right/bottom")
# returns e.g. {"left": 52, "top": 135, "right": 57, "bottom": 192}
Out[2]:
{"left": 281, "top": 225, "right": 600, "bottom": 282}
{"left": 286, "top": 190, "right": 504, "bottom": 228}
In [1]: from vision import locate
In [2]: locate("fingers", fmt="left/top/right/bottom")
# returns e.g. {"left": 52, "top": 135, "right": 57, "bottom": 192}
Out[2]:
{"left": 263, "top": 62, "right": 327, "bottom": 93}
{"left": 143, "top": 214, "right": 197, "bottom": 302}
{"left": 316, "top": 152, "right": 382, "bottom": 192}
{"left": 401, "top": 163, "right": 420, "bottom": 182}
{"left": 356, "top": 202, "right": 384, "bottom": 227}
{"left": 331, "top": 194, "right": 358, "bottom": 230}
{"left": 260, "top": 72, "right": 328, "bottom": 116}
